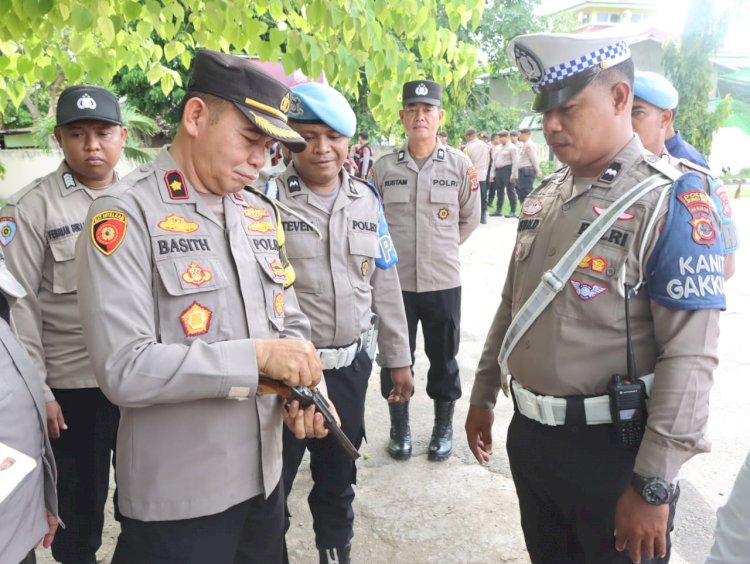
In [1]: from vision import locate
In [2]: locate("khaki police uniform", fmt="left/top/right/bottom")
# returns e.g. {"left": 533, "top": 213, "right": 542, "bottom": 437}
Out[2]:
{"left": 465, "top": 137, "right": 491, "bottom": 218}
{"left": 472, "top": 136, "right": 721, "bottom": 561}
{"left": 490, "top": 141, "right": 519, "bottom": 215}
{"left": 1, "top": 161, "right": 120, "bottom": 563}
{"left": 274, "top": 164, "right": 410, "bottom": 550}
{"left": 373, "top": 140, "right": 479, "bottom": 401}
{"left": 76, "top": 147, "right": 311, "bottom": 523}
{"left": 0, "top": 251, "right": 59, "bottom": 564}
{"left": 517, "top": 138, "right": 540, "bottom": 202}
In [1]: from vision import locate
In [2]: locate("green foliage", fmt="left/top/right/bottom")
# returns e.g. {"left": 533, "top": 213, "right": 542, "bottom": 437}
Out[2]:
{"left": 32, "top": 104, "right": 158, "bottom": 164}
{"left": 475, "top": 0, "right": 543, "bottom": 76}
{"left": 0, "top": 0, "right": 484, "bottom": 131}
{"left": 663, "top": 0, "right": 733, "bottom": 156}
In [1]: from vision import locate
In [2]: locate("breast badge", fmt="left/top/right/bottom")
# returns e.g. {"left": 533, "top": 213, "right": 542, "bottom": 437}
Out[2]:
{"left": 266, "top": 257, "right": 287, "bottom": 282}
{"left": 181, "top": 262, "right": 213, "bottom": 286}
{"left": 361, "top": 259, "right": 370, "bottom": 277}
{"left": 180, "top": 301, "right": 212, "bottom": 337}
{"left": 522, "top": 198, "right": 543, "bottom": 217}
{"left": 158, "top": 214, "right": 199, "bottom": 233}
{"left": 243, "top": 206, "right": 270, "bottom": 221}
{"left": 468, "top": 165, "right": 479, "bottom": 192}
{"left": 0, "top": 217, "right": 17, "bottom": 247}
{"left": 273, "top": 290, "right": 284, "bottom": 318}
{"left": 578, "top": 253, "right": 608, "bottom": 273}
{"left": 91, "top": 210, "right": 127, "bottom": 255}
{"left": 248, "top": 221, "right": 275, "bottom": 234}
{"left": 678, "top": 190, "right": 717, "bottom": 246}
{"left": 437, "top": 208, "right": 449, "bottom": 220}
{"left": 570, "top": 279, "right": 607, "bottom": 301}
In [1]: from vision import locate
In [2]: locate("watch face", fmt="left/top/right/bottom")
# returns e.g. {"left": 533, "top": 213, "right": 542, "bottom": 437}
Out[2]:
{"left": 643, "top": 481, "right": 669, "bottom": 504}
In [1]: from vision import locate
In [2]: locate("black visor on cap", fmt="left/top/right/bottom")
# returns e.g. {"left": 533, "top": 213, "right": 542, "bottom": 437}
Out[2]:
{"left": 532, "top": 65, "right": 601, "bottom": 113}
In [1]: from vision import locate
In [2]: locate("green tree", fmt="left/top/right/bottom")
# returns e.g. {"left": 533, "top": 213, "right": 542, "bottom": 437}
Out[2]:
{"left": 0, "top": 0, "right": 483, "bottom": 130}
{"left": 663, "top": 0, "right": 733, "bottom": 156}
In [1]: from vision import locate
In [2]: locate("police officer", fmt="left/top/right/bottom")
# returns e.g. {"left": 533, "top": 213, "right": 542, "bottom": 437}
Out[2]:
{"left": 1, "top": 84, "right": 126, "bottom": 564}
{"left": 631, "top": 70, "right": 738, "bottom": 278}
{"left": 272, "top": 82, "right": 412, "bottom": 564}
{"left": 372, "top": 80, "right": 480, "bottom": 462}
{"left": 464, "top": 127, "right": 492, "bottom": 224}
{"left": 351, "top": 131, "right": 374, "bottom": 179}
{"left": 75, "top": 49, "right": 333, "bottom": 563}
{"left": 466, "top": 33, "right": 723, "bottom": 564}
{"left": 489, "top": 130, "right": 519, "bottom": 217}
{"left": 0, "top": 248, "right": 59, "bottom": 564}
{"left": 516, "top": 127, "right": 542, "bottom": 204}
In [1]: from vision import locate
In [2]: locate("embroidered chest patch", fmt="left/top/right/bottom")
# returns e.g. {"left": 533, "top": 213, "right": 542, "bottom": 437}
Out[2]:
{"left": 180, "top": 302, "right": 212, "bottom": 336}
{"left": 570, "top": 279, "right": 607, "bottom": 300}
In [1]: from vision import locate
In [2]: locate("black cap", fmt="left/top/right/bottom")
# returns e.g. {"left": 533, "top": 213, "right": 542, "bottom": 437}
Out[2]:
{"left": 402, "top": 80, "right": 442, "bottom": 107}
{"left": 187, "top": 49, "right": 306, "bottom": 152}
{"left": 56, "top": 85, "right": 122, "bottom": 127}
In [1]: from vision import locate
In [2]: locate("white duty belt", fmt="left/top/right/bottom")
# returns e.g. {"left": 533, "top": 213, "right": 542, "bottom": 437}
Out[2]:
{"left": 318, "top": 340, "right": 364, "bottom": 371}
{"left": 511, "top": 374, "right": 654, "bottom": 426}
{"left": 497, "top": 174, "right": 672, "bottom": 396}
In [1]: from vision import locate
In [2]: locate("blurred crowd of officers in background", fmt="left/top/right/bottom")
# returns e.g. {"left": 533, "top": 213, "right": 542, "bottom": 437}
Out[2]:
{"left": 1, "top": 26, "right": 749, "bottom": 564}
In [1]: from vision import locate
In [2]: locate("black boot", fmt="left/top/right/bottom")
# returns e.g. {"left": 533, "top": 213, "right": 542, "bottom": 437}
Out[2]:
{"left": 387, "top": 401, "right": 411, "bottom": 460}
{"left": 319, "top": 542, "right": 351, "bottom": 564}
{"left": 428, "top": 400, "right": 455, "bottom": 461}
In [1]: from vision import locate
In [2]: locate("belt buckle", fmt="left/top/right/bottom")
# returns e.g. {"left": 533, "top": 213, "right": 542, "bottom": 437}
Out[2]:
{"left": 535, "top": 394, "right": 560, "bottom": 426}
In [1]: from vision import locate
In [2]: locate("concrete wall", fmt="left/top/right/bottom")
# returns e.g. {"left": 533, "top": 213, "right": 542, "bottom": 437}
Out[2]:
{"left": 0, "top": 149, "right": 145, "bottom": 201}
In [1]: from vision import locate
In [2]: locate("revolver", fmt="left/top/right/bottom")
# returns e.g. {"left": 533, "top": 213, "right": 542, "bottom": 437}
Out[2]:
{"left": 257, "top": 377, "right": 360, "bottom": 460}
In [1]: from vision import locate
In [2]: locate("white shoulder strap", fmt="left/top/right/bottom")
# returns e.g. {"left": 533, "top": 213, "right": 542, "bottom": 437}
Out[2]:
{"left": 496, "top": 173, "right": 672, "bottom": 395}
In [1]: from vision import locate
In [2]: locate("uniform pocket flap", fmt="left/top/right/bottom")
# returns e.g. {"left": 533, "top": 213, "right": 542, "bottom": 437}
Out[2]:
{"left": 50, "top": 238, "right": 78, "bottom": 294}
{"left": 156, "top": 258, "right": 226, "bottom": 296}
{"left": 348, "top": 232, "right": 379, "bottom": 257}
{"left": 383, "top": 189, "right": 410, "bottom": 204}
{"left": 285, "top": 237, "right": 323, "bottom": 259}
{"left": 49, "top": 237, "right": 77, "bottom": 262}
{"left": 430, "top": 188, "right": 457, "bottom": 204}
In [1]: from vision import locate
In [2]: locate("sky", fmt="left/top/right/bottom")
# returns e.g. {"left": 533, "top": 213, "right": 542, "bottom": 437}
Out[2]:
{"left": 541, "top": 0, "right": 750, "bottom": 52}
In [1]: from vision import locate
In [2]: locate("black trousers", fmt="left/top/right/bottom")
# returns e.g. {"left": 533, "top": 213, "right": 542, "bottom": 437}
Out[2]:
{"left": 282, "top": 349, "right": 372, "bottom": 552}
{"left": 479, "top": 180, "right": 488, "bottom": 215}
{"left": 112, "top": 483, "right": 285, "bottom": 564}
{"left": 380, "top": 287, "right": 462, "bottom": 402}
{"left": 49, "top": 388, "right": 119, "bottom": 564}
{"left": 507, "top": 412, "right": 679, "bottom": 564}
{"left": 494, "top": 165, "right": 518, "bottom": 214}
{"left": 517, "top": 166, "right": 536, "bottom": 203}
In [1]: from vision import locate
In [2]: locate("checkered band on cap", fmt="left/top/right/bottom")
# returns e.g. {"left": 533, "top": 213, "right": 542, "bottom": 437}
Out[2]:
{"left": 534, "top": 40, "right": 630, "bottom": 93}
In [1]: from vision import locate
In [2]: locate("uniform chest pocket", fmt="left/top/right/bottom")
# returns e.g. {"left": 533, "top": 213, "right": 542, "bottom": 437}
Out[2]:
{"left": 154, "top": 258, "right": 228, "bottom": 343}
{"left": 430, "top": 188, "right": 459, "bottom": 226}
{"left": 553, "top": 245, "right": 627, "bottom": 324}
{"left": 254, "top": 253, "right": 289, "bottom": 332}
{"left": 347, "top": 232, "right": 379, "bottom": 290}
{"left": 49, "top": 237, "right": 79, "bottom": 294}
{"left": 382, "top": 188, "right": 411, "bottom": 224}
{"left": 285, "top": 235, "right": 323, "bottom": 295}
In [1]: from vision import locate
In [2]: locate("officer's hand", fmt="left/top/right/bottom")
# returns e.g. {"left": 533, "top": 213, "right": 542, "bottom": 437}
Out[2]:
{"left": 255, "top": 339, "right": 322, "bottom": 388}
{"left": 510, "top": 176, "right": 517, "bottom": 184}
{"left": 282, "top": 398, "right": 340, "bottom": 439}
{"left": 38, "top": 510, "right": 59, "bottom": 549}
{"left": 387, "top": 366, "right": 414, "bottom": 403}
{"left": 465, "top": 405, "right": 494, "bottom": 464}
{"left": 46, "top": 400, "right": 68, "bottom": 439}
{"left": 614, "top": 486, "right": 669, "bottom": 563}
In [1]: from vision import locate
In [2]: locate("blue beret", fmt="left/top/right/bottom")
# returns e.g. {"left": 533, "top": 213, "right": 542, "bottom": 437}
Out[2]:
{"left": 288, "top": 82, "right": 356, "bottom": 137}
{"left": 634, "top": 71, "right": 678, "bottom": 110}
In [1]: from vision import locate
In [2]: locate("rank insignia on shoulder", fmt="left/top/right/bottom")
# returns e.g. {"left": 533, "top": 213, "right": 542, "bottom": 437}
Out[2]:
{"left": 158, "top": 214, "right": 199, "bottom": 233}
{"left": 522, "top": 198, "right": 543, "bottom": 217}
{"left": 182, "top": 262, "right": 213, "bottom": 286}
{"left": 288, "top": 176, "right": 301, "bottom": 193}
{"left": 437, "top": 208, "right": 449, "bottom": 220}
{"left": 273, "top": 290, "right": 284, "bottom": 318}
{"left": 593, "top": 205, "right": 634, "bottom": 221}
{"left": 349, "top": 178, "right": 359, "bottom": 195}
{"left": 0, "top": 217, "right": 17, "bottom": 247}
{"left": 164, "top": 170, "right": 189, "bottom": 200}
{"left": 397, "top": 150, "right": 405, "bottom": 162}
{"left": 91, "top": 210, "right": 127, "bottom": 255}
{"left": 468, "top": 165, "right": 479, "bottom": 192}
{"left": 570, "top": 278, "right": 607, "bottom": 300}
{"left": 180, "top": 301, "right": 212, "bottom": 337}
{"left": 243, "top": 206, "right": 270, "bottom": 221}
{"left": 598, "top": 162, "right": 621, "bottom": 183}
{"left": 248, "top": 221, "right": 275, "bottom": 234}
{"left": 678, "top": 190, "right": 717, "bottom": 246}
{"left": 437, "top": 148, "right": 445, "bottom": 160}
{"left": 62, "top": 172, "right": 77, "bottom": 189}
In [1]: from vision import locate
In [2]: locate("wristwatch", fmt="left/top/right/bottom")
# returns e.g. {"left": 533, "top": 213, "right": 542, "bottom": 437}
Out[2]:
{"left": 631, "top": 474, "right": 675, "bottom": 505}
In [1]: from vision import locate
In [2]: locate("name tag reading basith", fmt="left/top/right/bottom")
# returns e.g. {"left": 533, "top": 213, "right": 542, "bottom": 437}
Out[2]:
{"left": 158, "top": 237, "right": 211, "bottom": 254}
